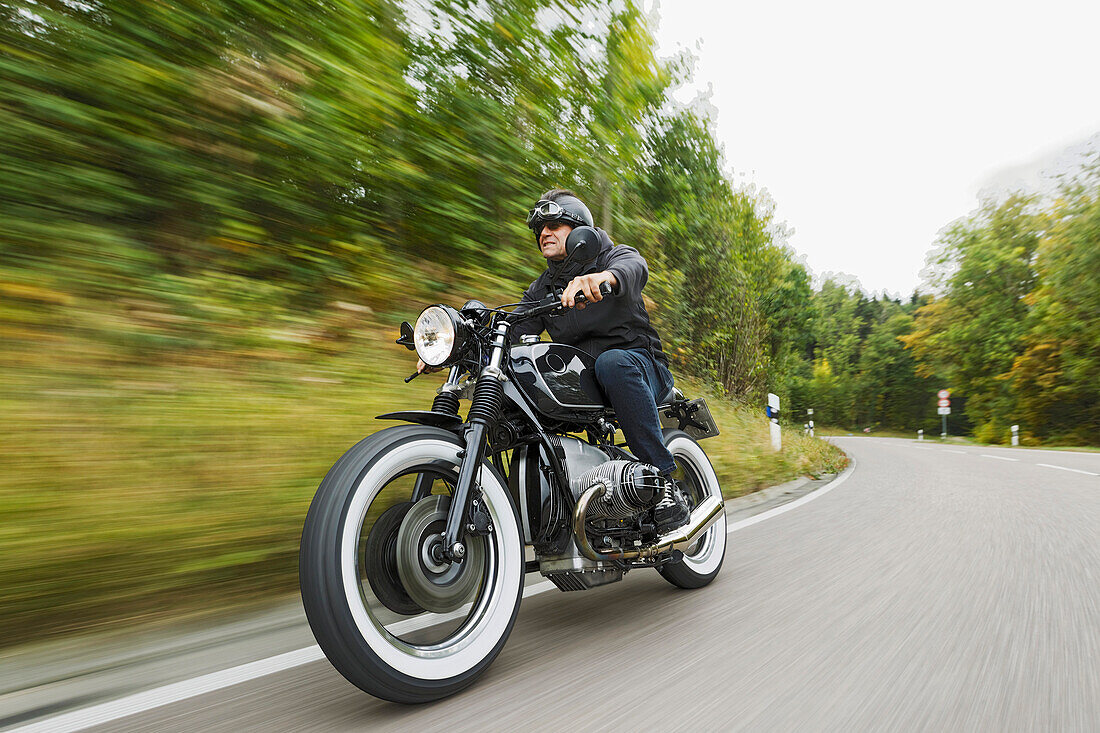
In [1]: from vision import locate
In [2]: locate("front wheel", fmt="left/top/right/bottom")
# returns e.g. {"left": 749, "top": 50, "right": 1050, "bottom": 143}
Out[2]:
{"left": 658, "top": 430, "right": 727, "bottom": 589}
{"left": 299, "top": 425, "right": 524, "bottom": 703}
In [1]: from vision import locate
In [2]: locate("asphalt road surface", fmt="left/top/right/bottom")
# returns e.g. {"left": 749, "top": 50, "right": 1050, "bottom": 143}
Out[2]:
{"left": 10, "top": 438, "right": 1100, "bottom": 731}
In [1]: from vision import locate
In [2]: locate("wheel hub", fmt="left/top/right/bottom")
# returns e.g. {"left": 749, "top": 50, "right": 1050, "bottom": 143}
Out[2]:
{"left": 421, "top": 533, "right": 448, "bottom": 573}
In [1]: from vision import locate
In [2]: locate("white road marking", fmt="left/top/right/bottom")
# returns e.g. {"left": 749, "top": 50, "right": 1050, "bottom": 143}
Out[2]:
{"left": 976, "top": 446, "right": 1097, "bottom": 457}
{"left": 1037, "top": 463, "right": 1099, "bottom": 477}
{"left": 831, "top": 436, "right": 1097, "bottom": 458}
{"left": 11, "top": 647, "right": 326, "bottom": 733}
{"left": 981, "top": 454, "right": 1019, "bottom": 461}
{"left": 522, "top": 580, "right": 556, "bottom": 598}
{"left": 724, "top": 461, "right": 856, "bottom": 534}
{"left": 15, "top": 463, "right": 858, "bottom": 733}
{"left": 912, "top": 446, "right": 935, "bottom": 450}
{"left": 13, "top": 578, "right": 566, "bottom": 733}
{"left": 943, "top": 450, "right": 967, "bottom": 454}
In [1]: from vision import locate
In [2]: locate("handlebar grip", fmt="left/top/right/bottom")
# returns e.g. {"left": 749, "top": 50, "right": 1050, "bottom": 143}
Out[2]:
{"left": 573, "top": 281, "right": 613, "bottom": 305}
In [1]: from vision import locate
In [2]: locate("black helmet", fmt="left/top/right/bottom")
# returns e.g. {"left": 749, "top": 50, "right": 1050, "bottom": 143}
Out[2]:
{"left": 526, "top": 191, "right": 594, "bottom": 238}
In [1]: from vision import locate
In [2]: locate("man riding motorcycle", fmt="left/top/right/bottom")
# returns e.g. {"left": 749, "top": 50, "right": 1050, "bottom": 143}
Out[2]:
{"left": 302, "top": 189, "right": 726, "bottom": 704}
{"left": 437, "top": 188, "right": 691, "bottom": 532}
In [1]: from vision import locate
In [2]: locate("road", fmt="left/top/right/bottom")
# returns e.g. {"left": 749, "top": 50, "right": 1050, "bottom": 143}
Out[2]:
{"left": 7, "top": 438, "right": 1100, "bottom": 731}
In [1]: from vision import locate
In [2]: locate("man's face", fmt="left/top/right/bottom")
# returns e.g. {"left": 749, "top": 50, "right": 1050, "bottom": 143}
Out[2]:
{"left": 538, "top": 221, "right": 573, "bottom": 261}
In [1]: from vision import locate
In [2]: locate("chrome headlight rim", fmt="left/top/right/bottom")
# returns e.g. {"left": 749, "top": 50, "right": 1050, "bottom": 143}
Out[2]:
{"left": 414, "top": 305, "right": 467, "bottom": 367}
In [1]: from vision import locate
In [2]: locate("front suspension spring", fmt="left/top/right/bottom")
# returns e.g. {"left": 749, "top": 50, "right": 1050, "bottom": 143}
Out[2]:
{"left": 466, "top": 376, "right": 503, "bottom": 428}
{"left": 431, "top": 390, "right": 461, "bottom": 416}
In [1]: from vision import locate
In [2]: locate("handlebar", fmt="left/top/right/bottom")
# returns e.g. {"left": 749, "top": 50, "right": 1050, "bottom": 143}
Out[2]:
{"left": 505, "top": 281, "right": 613, "bottom": 323}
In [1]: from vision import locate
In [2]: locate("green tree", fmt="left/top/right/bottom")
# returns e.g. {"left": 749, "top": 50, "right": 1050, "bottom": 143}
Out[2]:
{"left": 1010, "top": 167, "right": 1100, "bottom": 442}
{"left": 903, "top": 195, "right": 1042, "bottom": 441}
{"left": 857, "top": 308, "right": 932, "bottom": 429}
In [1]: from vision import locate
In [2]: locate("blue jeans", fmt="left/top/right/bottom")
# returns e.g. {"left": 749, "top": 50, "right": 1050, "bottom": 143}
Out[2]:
{"left": 593, "top": 349, "right": 676, "bottom": 475}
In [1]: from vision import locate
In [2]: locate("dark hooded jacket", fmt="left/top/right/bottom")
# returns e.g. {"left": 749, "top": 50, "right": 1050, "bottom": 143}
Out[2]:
{"left": 511, "top": 228, "right": 668, "bottom": 366}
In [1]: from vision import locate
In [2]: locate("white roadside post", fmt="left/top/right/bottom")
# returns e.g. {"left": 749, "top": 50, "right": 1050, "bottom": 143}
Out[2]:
{"left": 807, "top": 408, "right": 814, "bottom": 438}
{"left": 1011, "top": 424, "right": 1019, "bottom": 446}
{"left": 767, "top": 393, "right": 781, "bottom": 451}
{"left": 918, "top": 429, "right": 923, "bottom": 441}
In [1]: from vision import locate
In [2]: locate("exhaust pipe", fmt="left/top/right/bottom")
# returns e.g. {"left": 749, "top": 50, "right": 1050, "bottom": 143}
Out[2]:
{"left": 572, "top": 486, "right": 725, "bottom": 562}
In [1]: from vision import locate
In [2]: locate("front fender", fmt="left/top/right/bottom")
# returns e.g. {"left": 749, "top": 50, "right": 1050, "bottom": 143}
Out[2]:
{"left": 376, "top": 410, "right": 463, "bottom": 431}
{"left": 333, "top": 423, "right": 519, "bottom": 522}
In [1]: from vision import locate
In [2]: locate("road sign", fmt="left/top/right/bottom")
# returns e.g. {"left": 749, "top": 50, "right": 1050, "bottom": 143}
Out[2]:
{"left": 938, "top": 398, "right": 950, "bottom": 407}
{"left": 937, "top": 406, "right": 951, "bottom": 415}
{"left": 938, "top": 389, "right": 950, "bottom": 399}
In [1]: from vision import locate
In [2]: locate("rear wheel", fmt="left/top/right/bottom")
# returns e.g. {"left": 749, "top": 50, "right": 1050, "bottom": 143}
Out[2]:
{"left": 299, "top": 425, "right": 524, "bottom": 703}
{"left": 657, "top": 430, "right": 726, "bottom": 589}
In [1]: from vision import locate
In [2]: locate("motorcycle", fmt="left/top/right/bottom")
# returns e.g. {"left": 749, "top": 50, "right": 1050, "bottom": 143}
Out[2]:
{"left": 298, "top": 226, "right": 726, "bottom": 703}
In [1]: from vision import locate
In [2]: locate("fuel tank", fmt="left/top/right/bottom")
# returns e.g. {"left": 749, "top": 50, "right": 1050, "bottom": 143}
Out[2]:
{"left": 509, "top": 343, "right": 605, "bottom": 423}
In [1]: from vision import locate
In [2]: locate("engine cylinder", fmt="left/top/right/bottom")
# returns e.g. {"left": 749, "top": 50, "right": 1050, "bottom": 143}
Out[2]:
{"left": 572, "top": 460, "right": 661, "bottom": 520}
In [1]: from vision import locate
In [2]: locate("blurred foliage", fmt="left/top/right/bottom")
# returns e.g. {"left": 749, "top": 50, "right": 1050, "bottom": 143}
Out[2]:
{"left": 903, "top": 196, "right": 1041, "bottom": 438}
{"left": 1, "top": 0, "right": 815, "bottom": 395}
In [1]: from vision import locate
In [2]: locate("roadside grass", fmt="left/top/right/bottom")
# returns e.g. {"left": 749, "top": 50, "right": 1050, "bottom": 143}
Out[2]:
{"left": 675, "top": 379, "right": 848, "bottom": 495}
{"left": 1, "top": 315, "right": 846, "bottom": 650}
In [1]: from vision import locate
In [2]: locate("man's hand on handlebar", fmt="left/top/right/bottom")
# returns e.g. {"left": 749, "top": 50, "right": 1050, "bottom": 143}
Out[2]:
{"left": 561, "top": 271, "right": 617, "bottom": 310}
{"left": 417, "top": 359, "right": 442, "bottom": 374}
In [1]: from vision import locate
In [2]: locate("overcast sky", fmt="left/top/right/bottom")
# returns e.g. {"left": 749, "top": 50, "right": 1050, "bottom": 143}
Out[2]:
{"left": 652, "top": 0, "right": 1100, "bottom": 297}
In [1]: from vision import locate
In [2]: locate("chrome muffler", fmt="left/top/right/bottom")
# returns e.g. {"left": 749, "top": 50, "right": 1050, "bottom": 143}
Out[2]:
{"left": 572, "top": 486, "right": 725, "bottom": 562}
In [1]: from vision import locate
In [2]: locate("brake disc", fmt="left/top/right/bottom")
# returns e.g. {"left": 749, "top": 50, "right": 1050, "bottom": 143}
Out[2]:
{"left": 364, "top": 501, "right": 424, "bottom": 616}
{"left": 396, "top": 495, "right": 486, "bottom": 614}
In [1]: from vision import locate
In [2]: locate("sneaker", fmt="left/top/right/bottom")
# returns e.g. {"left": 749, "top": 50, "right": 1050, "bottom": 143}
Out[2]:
{"left": 652, "top": 477, "right": 690, "bottom": 533}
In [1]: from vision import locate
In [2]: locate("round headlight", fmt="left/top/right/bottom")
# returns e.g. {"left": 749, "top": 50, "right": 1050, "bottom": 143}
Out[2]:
{"left": 414, "top": 306, "right": 458, "bottom": 367}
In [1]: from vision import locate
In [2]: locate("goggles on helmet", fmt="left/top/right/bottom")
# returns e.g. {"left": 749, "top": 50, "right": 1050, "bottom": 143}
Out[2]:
{"left": 526, "top": 199, "right": 588, "bottom": 230}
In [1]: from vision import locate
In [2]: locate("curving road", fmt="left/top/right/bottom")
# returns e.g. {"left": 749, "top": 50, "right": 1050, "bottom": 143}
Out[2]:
{"left": 8, "top": 438, "right": 1100, "bottom": 731}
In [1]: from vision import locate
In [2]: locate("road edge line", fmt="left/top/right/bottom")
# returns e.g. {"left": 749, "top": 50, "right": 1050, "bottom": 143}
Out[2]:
{"left": 8, "top": 646, "right": 325, "bottom": 733}
{"left": 726, "top": 457, "right": 857, "bottom": 534}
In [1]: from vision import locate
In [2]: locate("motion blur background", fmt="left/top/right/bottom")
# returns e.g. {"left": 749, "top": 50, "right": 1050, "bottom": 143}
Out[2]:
{"left": 1, "top": 0, "right": 1096, "bottom": 648}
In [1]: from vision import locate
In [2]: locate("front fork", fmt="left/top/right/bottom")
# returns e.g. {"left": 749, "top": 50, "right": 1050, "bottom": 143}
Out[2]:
{"left": 442, "top": 321, "right": 510, "bottom": 561}
{"left": 411, "top": 364, "right": 462, "bottom": 502}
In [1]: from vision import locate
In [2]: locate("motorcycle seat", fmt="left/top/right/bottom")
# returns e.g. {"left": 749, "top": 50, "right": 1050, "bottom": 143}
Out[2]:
{"left": 656, "top": 386, "right": 684, "bottom": 409}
